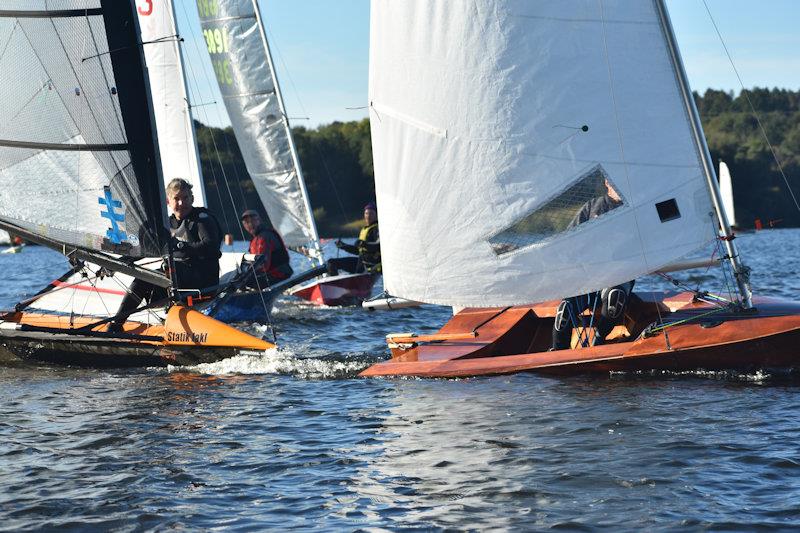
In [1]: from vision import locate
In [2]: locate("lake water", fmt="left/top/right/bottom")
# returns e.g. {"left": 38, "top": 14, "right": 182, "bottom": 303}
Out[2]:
{"left": 2, "top": 230, "right": 800, "bottom": 530}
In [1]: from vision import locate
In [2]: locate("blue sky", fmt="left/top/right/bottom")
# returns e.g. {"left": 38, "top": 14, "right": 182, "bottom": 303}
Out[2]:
{"left": 175, "top": 0, "right": 800, "bottom": 128}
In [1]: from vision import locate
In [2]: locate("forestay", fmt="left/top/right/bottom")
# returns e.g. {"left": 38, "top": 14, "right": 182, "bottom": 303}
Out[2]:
{"left": 369, "top": 0, "right": 719, "bottom": 307}
{"left": 196, "top": 0, "right": 321, "bottom": 253}
{"left": 136, "top": 0, "right": 206, "bottom": 205}
{"left": 0, "top": 1, "right": 166, "bottom": 258}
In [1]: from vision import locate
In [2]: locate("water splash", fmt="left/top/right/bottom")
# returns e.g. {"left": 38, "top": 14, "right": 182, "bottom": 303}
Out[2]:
{"left": 167, "top": 346, "right": 374, "bottom": 379}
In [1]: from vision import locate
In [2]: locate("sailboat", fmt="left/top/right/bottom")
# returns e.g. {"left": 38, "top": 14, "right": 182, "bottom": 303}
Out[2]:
{"left": 719, "top": 160, "right": 737, "bottom": 228}
{"left": 0, "top": 2, "right": 273, "bottom": 366}
{"left": 196, "top": 0, "right": 378, "bottom": 310}
{"left": 360, "top": 0, "right": 800, "bottom": 378}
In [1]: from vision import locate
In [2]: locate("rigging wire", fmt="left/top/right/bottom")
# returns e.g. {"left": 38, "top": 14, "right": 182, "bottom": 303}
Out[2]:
{"left": 701, "top": 0, "right": 800, "bottom": 214}
{"left": 175, "top": 1, "right": 276, "bottom": 334}
{"left": 264, "top": 21, "right": 353, "bottom": 237}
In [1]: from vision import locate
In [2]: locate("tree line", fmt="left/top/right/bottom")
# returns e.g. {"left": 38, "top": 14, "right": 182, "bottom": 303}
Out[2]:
{"left": 195, "top": 87, "right": 800, "bottom": 237}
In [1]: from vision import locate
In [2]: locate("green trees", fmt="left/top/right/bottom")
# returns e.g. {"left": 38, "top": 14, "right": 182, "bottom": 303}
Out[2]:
{"left": 697, "top": 88, "right": 800, "bottom": 228}
{"left": 195, "top": 89, "right": 800, "bottom": 237}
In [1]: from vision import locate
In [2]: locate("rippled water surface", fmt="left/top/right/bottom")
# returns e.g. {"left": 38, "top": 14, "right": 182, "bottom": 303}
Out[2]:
{"left": 3, "top": 231, "right": 800, "bottom": 530}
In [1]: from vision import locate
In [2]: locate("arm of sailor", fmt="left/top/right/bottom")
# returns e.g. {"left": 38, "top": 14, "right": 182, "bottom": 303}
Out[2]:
{"left": 337, "top": 240, "right": 359, "bottom": 255}
{"left": 178, "top": 213, "right": 221, "bottom": 257}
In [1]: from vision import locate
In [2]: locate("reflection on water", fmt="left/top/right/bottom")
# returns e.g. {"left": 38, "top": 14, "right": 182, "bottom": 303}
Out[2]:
{"left": 2, "top": 231, "right": 800, "bottom": 529}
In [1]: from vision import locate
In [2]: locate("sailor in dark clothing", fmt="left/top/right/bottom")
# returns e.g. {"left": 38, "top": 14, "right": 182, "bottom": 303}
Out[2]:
{"left": 240, "top": 209, "right": 293, "bottom": 288}
{"left": 109, "top": 179, "right": 221, "bottom": 331}
{"left": 168, "top": 181, "right": 222, "bottom": 289}
{"left": 551, "top": 179, "right": 633, "bottom": 350}
{"left": 328, "top": 202, "right": 381, "bottom": 276}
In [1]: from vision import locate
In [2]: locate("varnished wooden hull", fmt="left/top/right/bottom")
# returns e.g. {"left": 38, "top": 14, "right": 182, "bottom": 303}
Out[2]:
{"left": 360, "top": 293, "right": 800, "bottom": 378}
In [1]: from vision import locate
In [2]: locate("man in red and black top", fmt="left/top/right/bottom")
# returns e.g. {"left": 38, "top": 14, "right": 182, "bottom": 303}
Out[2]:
{"left": 241, "top": 209, "right": 293, "bottom": 288}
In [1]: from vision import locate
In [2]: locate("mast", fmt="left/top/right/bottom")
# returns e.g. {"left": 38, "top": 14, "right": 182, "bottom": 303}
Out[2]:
{"left": 251, "top": 0, "right": 324, "bottom": 266}
{"left": 654, "top": 0, "right": 753, "bottom": 308}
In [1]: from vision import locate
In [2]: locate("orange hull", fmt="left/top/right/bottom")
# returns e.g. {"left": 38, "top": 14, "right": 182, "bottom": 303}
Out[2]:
{"left": 0, "top": 305, "right": 274, "bottom": 367}
{"left": 360, "top": 292, "right": 800, "bottom": 378}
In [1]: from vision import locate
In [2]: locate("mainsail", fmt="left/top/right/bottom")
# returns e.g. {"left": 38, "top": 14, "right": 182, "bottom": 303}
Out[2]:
{"left": 0, "top": 2, "right": 166, "bottom": 258}
{"left": 369, "top": 0, "right": 721, "bottom": 307}
{"left": 137, "top": 0, "right": 206, "bottom": 205}
{"left": 196, "top": 0, "right": 322, "bottom": 257}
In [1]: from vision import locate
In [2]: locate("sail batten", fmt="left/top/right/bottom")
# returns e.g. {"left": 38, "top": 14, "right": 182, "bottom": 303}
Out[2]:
{"left": 0, "top": 139, "right": 128, "bottom": 151}
{"left": 370, "top": 0, "right": 719, "bottom": 307}
{"left": 0, "top": 9, "right": 103, "bottom": 18}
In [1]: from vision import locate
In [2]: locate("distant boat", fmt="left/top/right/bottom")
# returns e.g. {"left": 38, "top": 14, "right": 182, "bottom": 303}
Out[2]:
{"left": 197, "top": 0, "right": 375, "bottom": 313}
{"left": 718, "top": 160, "right": 737, "bottom": 228}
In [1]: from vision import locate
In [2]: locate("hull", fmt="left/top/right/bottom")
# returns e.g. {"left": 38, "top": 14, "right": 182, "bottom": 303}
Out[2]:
{"left": 363, "top": 296, "right": 423, "bottom": 311}
{"left": 0, "top": 305, "right": 274, "bottom": 368}
{"left": 360, "top": 292, "right": 800, "bottom": 378}
{"left": 289, "top": 272, "right": 378, "bottom": 307}
{"left": 205, "top": 289, "right": 277, "bottom": 324}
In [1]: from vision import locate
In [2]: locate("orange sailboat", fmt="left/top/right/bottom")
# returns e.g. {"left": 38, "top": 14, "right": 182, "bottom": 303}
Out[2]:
{"left": 0, "top": 3, "right": 272, "bottom": 367}
{"left": 361, "top": 0, "right": 800, "bottom": 378}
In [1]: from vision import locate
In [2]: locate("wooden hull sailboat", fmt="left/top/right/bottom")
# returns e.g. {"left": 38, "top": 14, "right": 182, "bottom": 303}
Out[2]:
{"left": 361, "top": 293, "right": 800, "bottom": 378}
{"left": 364, "top": 1, "right": 795, "bottom": 379}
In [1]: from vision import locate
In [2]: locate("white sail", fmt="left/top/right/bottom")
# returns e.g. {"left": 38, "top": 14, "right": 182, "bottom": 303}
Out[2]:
{"left": 137, "top": 0, "right": 206, "bottom": 206}
{"left": 369, "top": 0, "right": 719, "bottom": 307}
{"left": 196, "top": 0, "right": 322, "bottom": 257}
{"left": 718, "top": 160, "right": 736, "bottom": 227}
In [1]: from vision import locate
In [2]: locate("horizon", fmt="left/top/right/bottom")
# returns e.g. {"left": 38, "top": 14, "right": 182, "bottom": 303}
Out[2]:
{"left": 174, "top": 0, "right": 800, "bottom": 129}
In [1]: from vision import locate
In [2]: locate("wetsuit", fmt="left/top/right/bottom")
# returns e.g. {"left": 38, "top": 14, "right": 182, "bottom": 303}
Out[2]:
{"left": 244, "top": 224, "right": 293, "bottom": 288}
{"left": 169, "top": 207, "right": 222, "bottom": 289}
{"left": 328, "top": 222, "right": 381, "bottom": 276}
{"left": 111, "top": 207, "right": 222, "bottom": 329}
{"left": 551, "top": 194, "right": 632, "bottom": 350}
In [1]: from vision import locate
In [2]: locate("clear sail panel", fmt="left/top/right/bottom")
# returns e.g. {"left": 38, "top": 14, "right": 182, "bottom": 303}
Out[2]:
{"left": 0, "top": 4, "right": 164, "bottom": 256}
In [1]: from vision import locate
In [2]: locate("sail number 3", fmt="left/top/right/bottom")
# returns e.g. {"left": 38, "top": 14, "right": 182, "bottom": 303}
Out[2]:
{"left": 136, "top": 0, "right": 153, "bottom": 16}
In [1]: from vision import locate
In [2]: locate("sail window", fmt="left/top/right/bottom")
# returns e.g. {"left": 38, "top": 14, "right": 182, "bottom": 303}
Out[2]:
{"left": 489, "top": 165, "right": 624, "bottom": 255}
{"left": 656, "top": 199, "right": 681, "bottom": 222}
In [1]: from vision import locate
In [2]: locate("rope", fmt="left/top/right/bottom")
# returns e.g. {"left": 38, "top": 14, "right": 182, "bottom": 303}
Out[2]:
{"left": 702, "top": 0, "right": 800, "bottom": 215}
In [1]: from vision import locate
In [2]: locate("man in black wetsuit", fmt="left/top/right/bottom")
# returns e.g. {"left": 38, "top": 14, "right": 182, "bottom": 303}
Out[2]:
{"left": 327, "top": 202, "right": 381, "bottom": 276}
{"left": 551, "top": 179, "right": 634, "bottom": 350}
{"left": 109, "top": 178, "right": 221, "bottom": 331}
{"left": 165, "top": 178, "right": 222, "bottom": 290}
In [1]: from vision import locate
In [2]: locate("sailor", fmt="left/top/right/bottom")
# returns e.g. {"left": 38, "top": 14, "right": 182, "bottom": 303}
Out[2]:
{"left": 166, "top": 178, "right": 223, "bottom": 289}
{"left": 551, "top": 179, "right": 634, "bottom": 350}
{"left": 327, "top": 202, "right": 381, "bottom": 276}
{"left": 240, "top": 209, "right": 293, "bottom": 288}
{"left": 109, "top": 178, "right": 222, "bottom": 331}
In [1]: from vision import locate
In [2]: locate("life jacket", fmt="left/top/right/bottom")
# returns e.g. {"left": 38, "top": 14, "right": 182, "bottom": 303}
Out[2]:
{"left": 170, "top": 207, "right": 223, "bottom": 261}
{"left": 250, "top": 225, "right": 292, "bottom": 279}
{"left": 357, "top": 222, "right": 380, "bottom": 270}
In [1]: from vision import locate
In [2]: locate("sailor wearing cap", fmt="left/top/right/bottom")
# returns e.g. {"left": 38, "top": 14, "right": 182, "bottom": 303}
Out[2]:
{"left": 240, "top": 209, "right": 293, "bottom": 287}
